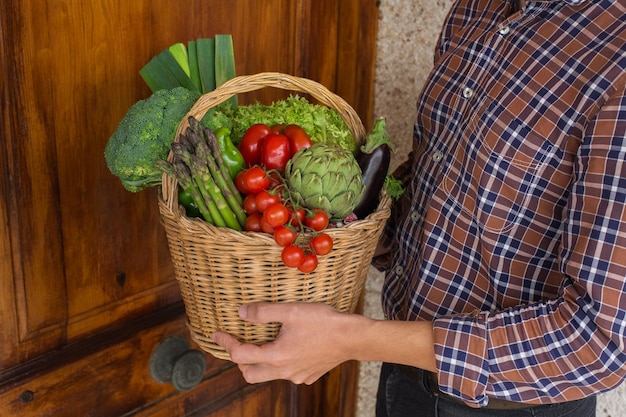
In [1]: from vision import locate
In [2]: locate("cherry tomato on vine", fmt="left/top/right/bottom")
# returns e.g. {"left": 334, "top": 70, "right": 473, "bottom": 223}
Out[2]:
{"left": 283, "top": 124, "right": 313, "bottom": 156}
{"left": 298, "top": 253, "right": 318, "bottom": 273}
{"left": 240, "top": 167, "right": 270, "bottom": 194}
{"left": 235, "top": 170, "right": 250, "bottom": 194}
{"left": 262, "top": 203, "right": 290, "bottom": 228}
{"left": 310, "top": 233, "right": 333, "bottom": 256}
{"left": 267, "top": 171, "right": 283, "bottom": 189}
{"left": 260, "top": 133, "right": 291, "bottom": 171}
{"left": 281, "top": 245, "right": 305, "bottom": 268}
{"left": 243, "top": 193, "right": 259, "bottom": 214}
{"left": 255, "top": 190, "right": 280, "bottom": 212}
{"left": 245, "top": 213, "right": 263, "bottom": 232}
{"left": 260, "top": 216, "right": 277, "bottom": 234}
{"left": 274, "top": 226, "right": 297, "bottom": 247}
{"left": 289, "top": 207, "right": 306, "bottom": 227}
{"left": 304, "top": 209, "right": 329, "bottom": 231}
{"left": 238, "top": 124, "right": 271, "bottom": 166}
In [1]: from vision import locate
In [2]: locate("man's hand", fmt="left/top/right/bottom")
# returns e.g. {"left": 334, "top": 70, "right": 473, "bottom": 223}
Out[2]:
{"left": 213, "top": 301, "right": 437, "bottom": 385}
{"left": 212, "top": 302, "right": 357, "bottom": 385}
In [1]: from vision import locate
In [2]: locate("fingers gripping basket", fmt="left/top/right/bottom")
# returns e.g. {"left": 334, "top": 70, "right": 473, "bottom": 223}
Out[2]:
{"left": 158, "top": 72, "right": 391, "bottom": 361}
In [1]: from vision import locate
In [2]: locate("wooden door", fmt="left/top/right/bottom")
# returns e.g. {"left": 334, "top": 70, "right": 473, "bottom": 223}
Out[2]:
{"left": 0, "top": 0, "right": 378, "bottom": 416}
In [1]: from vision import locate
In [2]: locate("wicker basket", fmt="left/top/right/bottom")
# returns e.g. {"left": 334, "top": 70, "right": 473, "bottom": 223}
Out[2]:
{"left": 158, "top": 72, "right": 391, "bottom": 361}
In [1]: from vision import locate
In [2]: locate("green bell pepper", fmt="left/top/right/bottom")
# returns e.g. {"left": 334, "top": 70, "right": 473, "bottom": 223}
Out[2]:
{"left": 215, "top": 127, "right": 245, "bottom": 179}
{"left": 178, "top": 187, "right": 201, "bottom": 218}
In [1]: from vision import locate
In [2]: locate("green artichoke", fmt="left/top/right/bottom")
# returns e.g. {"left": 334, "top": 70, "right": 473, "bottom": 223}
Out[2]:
{"left": 285, "top": 143, "right": 365, "bottom": 220}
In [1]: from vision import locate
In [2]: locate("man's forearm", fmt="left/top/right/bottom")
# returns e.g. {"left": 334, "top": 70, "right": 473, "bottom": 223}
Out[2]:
{"left": 346, "top": 314, "right": 437, "bottom": 373}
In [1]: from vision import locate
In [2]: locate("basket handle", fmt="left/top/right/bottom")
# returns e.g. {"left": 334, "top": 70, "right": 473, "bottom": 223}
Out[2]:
{"left": 162, "top": 72, "right": 367, "bottom": 209}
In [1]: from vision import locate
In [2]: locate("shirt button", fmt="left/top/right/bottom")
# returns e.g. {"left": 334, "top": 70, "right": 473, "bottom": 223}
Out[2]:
{"left": 395, "top": 265, "right": 404, "bottom": 275}
{"left": 432, "top": 151, "right": 443, "bottom": 163}
{"left": 410, "top": 211, "right": 421, "bottom": 222}
{"left": 462, "top": 87, "right": 474, "bottom": 99}
{"left": 498, "top": 25, "right": 510, "bottom": 35}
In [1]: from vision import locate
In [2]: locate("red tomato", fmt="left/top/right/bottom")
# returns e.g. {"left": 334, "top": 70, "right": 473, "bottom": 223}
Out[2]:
{"left": 243, "top": 193, "right": 259, "bottom": 214}
{"left": 298, "top": 253, "right": 318, "bottom": 273}
{"left": 235, "top": 170, "right": 250, "bottom": 194}
{"left": 267, "top": 171, "right": 283, "bottom": 189}
{"left": 238, "top": 124, "right": 271, "bottom": 166}
{"left": 281, "top": 245, "right": 304, "bottom": 268}
{"left": 260, "top": 133, "right": 291, "bottom": 171}
{"left": 289, "top": 207, "right": 306, "bottom": 227}
{"left": 242, "top": 167, "right": 270, "bottom": 194}
{"left": 262, "top": 203, "right": 290, "bottom": 228}
{"left": 304, "top": 209, "right": 329, "bottom": 231}
{"left": 283, "top": 124, "right": 313, "bottom": 156}
{"left": 255, "top": 190, "right": 280, "bottom": 212}
{"left": 245, "top": 213, "right": 263, "bottom": 232}
{"left": 274, "top": 226, "right": 297, "bottom": 247}
{"left": 260, "top": 217, "right": 276, "bottom": 234}
{"left": 310, "top": 233, "right": 333, "bottom": 256}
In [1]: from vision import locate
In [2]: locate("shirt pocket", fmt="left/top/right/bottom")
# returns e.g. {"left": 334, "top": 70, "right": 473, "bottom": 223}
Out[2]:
{"left": 442, "top": 99, "right": 554, "bottom": 233}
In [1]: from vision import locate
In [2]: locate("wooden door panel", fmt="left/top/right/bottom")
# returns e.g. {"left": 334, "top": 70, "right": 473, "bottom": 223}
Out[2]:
{"left": 0, "top": 306, "right": 285, "bottom": 417}
{"left": 136, "top": 378, "right": 291, "bottom": 417}
{"left": 0, "top": 303, "right": 353, "bottom": 417}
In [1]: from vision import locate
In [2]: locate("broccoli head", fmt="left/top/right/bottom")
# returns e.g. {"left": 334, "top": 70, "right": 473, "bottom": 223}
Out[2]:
{"left": 105, "top": 87, "right": 201, "bottom": 192}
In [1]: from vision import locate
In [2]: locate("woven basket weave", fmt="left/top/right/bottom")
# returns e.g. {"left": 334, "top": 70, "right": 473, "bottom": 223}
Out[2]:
{"left": 158, "top": 72, "right": 391, "bottom": 360}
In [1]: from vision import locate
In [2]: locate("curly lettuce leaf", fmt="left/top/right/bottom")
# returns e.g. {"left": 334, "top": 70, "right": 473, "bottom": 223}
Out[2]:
{"left": 206, "top": 95, "right": 358, "bottom": 154}
{"left": 384, "top": 176, "right": 405, "bottom": 200}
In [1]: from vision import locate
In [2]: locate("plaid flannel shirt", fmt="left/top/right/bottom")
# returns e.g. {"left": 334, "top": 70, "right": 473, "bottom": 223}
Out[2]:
{"left": 380, "top": 0, "right": 626, "bottom": 407}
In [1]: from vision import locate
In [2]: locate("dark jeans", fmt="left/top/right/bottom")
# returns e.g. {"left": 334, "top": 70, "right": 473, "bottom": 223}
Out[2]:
{"left": 376, "top": 363, "right": 596, "bottom": 417}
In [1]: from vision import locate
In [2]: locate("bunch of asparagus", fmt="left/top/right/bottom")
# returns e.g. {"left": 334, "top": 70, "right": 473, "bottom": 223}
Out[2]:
{"left": 157, "top": 116, "right": 246, "bottom": 230}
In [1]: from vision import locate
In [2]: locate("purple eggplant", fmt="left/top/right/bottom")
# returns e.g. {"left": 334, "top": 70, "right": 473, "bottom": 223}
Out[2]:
{"left": 353, "top": 118, "right": 392, "bottom": 219}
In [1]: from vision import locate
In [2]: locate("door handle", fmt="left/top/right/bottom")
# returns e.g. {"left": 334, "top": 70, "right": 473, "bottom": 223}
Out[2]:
{"left": 149, "top": 335, "right": 207, "bottom": 391}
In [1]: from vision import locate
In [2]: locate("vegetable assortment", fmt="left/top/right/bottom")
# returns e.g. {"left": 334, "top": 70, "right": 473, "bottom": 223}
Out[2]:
{"left": 230, "top": 123, "right": 332, "bottom": 273}
{"left": 234, "top": 160, "right": 336, "bottom": 273}
{"left": 156, "top": 117, "right": 346, "bottom": 272}
{"left": 104, "top": 37, "right": 403, "bottom": 272}
{"left": 109, "top": 94, "right": 402, "bottom": 272}
{"left": 160, "top": 116, "right": 400, "bottom": 273}
{"left": 105, "top": 35, "right": 238, "bottom": 193}
{"left": 104, "top": 34, "right": 404, "bottom": 274}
